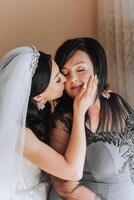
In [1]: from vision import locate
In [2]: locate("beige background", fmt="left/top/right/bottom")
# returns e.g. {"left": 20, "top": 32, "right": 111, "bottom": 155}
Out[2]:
{"left": 0, "top": 0, "right": 97, "bottom": 56}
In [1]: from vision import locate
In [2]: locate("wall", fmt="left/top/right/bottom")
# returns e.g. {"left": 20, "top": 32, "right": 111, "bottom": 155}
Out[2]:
{"left": 0, "top": 0, "right": 97, "bottom": 56}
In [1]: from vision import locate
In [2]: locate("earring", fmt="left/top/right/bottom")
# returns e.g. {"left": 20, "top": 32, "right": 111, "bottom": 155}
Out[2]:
{"left": 38, "top": 99, "right": 46, "bottom": 110}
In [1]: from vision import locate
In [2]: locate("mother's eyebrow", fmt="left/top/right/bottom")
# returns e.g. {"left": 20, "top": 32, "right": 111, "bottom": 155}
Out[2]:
{"left": 73, "top": 61, "right": 87, "bottom": 66}
{"left": 63, "top": 61, "right": 86, "bottom": 70}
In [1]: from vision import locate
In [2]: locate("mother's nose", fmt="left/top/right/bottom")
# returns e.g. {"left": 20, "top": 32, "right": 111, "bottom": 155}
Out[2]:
{"left": 70, "top": 75, "right": 78, "bottom": 83}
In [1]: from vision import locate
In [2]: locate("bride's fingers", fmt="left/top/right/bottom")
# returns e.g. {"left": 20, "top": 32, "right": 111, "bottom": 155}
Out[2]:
{"left": 76, "top": 75, "right": 98, "bottom": 100}
{"left": 83, "top": 75, "right": 98, "bottom": 103}
{"left": 92, "top": 75, "right": 98, "bottom": 88}
{"left": 76, "top": 82, "right": 88, "bottom": 99}
{"left": 82, "top": 75, "right": 95, "bottom": 97}
{"left": 90, "top": 75, "right": 98, "bottom": 95}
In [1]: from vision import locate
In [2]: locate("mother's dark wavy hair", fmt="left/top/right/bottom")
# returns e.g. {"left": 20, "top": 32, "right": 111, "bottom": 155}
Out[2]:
{"left": 54, "top": 37, "right": 132, "bottom": 132}
{"left": 26, "top": 51, "right": 52, "bottom": 143}
{"left": 55, "top": 37, "right": 108, "bottom": 97}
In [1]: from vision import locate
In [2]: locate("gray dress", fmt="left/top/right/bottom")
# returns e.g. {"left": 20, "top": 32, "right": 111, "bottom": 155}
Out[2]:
{"left": 48, "top": 113, "right": 134, "bottom": 200}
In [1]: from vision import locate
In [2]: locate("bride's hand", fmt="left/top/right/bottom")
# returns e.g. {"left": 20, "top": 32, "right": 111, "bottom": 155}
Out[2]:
{"left": 73, "top": 75, "right": 98, "bottom": 115}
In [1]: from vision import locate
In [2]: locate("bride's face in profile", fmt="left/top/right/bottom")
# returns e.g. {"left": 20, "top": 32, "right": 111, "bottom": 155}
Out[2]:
{"left": 34, "top": 60, "right": 66, "bottom": 102}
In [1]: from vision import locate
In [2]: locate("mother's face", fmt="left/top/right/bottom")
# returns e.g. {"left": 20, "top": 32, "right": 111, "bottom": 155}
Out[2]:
{"left": 61, "top": 50, "right": 94, "bottom": 98}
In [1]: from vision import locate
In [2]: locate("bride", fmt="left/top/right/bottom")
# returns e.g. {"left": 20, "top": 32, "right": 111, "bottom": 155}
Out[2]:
{"left": 0, "top": 46, "right": 97, "bottom": 199}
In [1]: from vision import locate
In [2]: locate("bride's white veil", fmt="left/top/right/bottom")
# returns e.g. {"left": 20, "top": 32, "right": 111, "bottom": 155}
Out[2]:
{"left": 0, "top": 46, "right": 40, "bottom": 198}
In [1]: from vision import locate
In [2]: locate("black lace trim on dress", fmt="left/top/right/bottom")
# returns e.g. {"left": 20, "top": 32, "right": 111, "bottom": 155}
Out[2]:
{"left": 86, "top": 112, "right": 134, "bottom": 183}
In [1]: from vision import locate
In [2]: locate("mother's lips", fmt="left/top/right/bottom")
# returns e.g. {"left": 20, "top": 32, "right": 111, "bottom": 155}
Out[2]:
{"left": 71, "top": 85, "right": 82, "bottom": 89}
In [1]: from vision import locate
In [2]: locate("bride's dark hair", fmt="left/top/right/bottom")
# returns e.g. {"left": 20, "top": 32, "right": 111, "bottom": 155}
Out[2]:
{"left": 26, "top": 51, "right": 52, "bottom": 144}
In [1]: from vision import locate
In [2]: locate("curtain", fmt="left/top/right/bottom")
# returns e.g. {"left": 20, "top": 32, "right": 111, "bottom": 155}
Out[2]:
{"left": 98, "top": 0, "right": 134, "bottom": 107}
